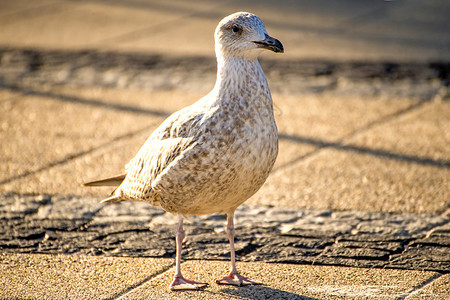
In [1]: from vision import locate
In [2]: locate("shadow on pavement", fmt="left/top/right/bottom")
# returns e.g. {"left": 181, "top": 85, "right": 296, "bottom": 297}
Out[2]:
{"left": 5, "top": 83, "right": 450, "bottom": 170}
{"left": 217, "top": 286, "right": 320, "bottom": 300}
{"left": 1, "top": 81, "right": 448, "bottom": 189}
{"left": 277, "top": 132, "right": 450, "bottom": 170}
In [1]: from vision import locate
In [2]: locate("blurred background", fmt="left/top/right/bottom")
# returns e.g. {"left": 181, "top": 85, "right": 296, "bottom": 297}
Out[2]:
{"left": 0, "top": 0, "right": 449, "bottom": 214}
{"left": 1, "top": 0, "right": 449, "bottom": 61}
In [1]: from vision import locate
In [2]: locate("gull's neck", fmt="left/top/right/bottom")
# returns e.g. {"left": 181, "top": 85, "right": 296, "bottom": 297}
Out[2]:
{"left": 212, "top": 55, "right": 271, "bottom": 103}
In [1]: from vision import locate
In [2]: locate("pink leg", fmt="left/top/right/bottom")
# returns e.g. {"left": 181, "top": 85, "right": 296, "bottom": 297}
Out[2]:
{"left": 169, "top": 216, "right": 208, "bottom": 291}
{"left": 216, "top": 213, "right": 261, "bottom": 286}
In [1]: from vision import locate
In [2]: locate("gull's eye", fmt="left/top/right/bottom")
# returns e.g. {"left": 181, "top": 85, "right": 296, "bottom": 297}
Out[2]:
{"left": 232, "top": 25, "right": 241, "bottom": 34}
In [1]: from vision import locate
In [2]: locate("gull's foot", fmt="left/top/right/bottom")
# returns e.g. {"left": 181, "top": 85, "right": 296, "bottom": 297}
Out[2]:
{"left": 169, "top": 276, "right": 208, "bottom": 291}
{"left": 216, "top": 272, "right": 262, "bottom": 287}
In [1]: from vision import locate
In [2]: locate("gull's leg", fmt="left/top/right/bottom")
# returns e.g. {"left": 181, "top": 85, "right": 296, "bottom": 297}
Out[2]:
{"left": 216, "top": 212, "right": 261, "bottom": 286}
{"left": 169, "top": 216, "right": 208, "bottom": 291}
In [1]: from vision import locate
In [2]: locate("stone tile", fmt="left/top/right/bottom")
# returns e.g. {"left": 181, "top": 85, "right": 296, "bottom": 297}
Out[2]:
{"left": 0, "top": 193, "right": 50, "bottom": 218}
{"left": 92, "top": 201, "right": 165, "bottom": 225}
{"left": 406, "top": 274, "right": 450, "bottom": 300}
{"left": 2, "top": 194, "right": 449, "bottom": 271}
{"left": 120, "top": 260, "right": 438, "bottom": 299}
{"left": 350, "top": 100, "right": 449, "bottom": 162}
{"left": 0, "top": 88, "right": 22, "bottom": 101}
{"left": 351, "top": 213, "right": 448, "bottom": 237}
{"left": 0, "top": 0, "right": 66, "bottom": 24}
{"left": 250, "top": 101, "right": 449, "bottom": 214}
{"left": 0, "top": 253, "right": 173, "bottom": 299}
{"left": 114, "top": 13, "right": 219, "bottom": 57}
{"left": 1, "top": 0, "right": 449, "bottom": 62}
{"left": 272, "top": 93, "right": 417, "bottom": 169}
{"left": 0, "top": 128, "right": 149, "bottom": 196}
{"left": 0, "top": 0, "right": 217, "bottom": 50}
{"left": 0, "top": 87, "right": 204, "bottom": 195}
{"left": 0, "top": 88, "right": 155, "bottom": 183}
{"left": 49, "top": 84, "right": 199, "bottom": 113}
{"left": 251, "top": 146, "right": 449, "bottom": 214}
{"left": 210, "top": 0, "right": 449, "bottom": 61}
{"left": 35, "top": 195, "right": 104, "bottom": 220}
{"left": 389, "top": 244, "right": 450, "bottom": 272}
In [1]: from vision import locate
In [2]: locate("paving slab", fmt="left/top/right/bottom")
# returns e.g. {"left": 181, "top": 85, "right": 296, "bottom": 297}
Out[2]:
{"left": 0, "top": 89, "right": 150, "bottom": 181}
{"left": 1, "top": 0, "right": 448, "bottom": 62}
{"left": 250, "top": 99, "right": 450, "bottom": 214}
{"left": 272, "top": 93, "right": 419, "bottom": 169}
{"left": 2, "top": 48, "right": 445, "bottom": 97}
{"left": 112, "top": 10, "right": 218, "bottom": 57}
{"left": 349, "top": 99, "right": 450, "bottom": 162}
{"left": 0, "top": 88, "right": 421, "bottom": 198}
{"left": 0, "top": 253, "right": 173, "bottom": 300}
{"left": 0, "top": 86, "right": 207, "bottom": 196}
{"left": 0, "top": 0, "right": 223, "bottom": 52}
{"left": 2, "top": 194, "right": 448, "bottom": 272}
{"left": 120, "top": 260, "right": 439, "bottom": 299}
{"left": 0, "top": 253, "right": 446, "bottom": 299}
{"left": 0, "top": 1, "right": 449, "bottom": 299}
{"left": 405, "top": 273, "right": 450, "bottom": 300}
{"left": 252, "top": 147, "right": 449, "bottom": 214}
{"left": 2, "top": 56, "right": 440, "bottom": 204}
{"left": 0, "top": 0, "right": 60, "bottom": 16}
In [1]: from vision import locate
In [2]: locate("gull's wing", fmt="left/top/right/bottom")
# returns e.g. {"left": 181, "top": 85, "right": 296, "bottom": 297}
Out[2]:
{"left": 118, "top": 136, "right": 196, "bottom": 201}
{"left": 116, "top": 103, "right": 214, "bottom": 203}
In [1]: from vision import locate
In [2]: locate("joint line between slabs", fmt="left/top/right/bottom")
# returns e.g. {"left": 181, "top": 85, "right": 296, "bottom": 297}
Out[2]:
{"left": 397, "top": 272, "right": 445, "bottom": 300}
{"left": 111, "top": 262, "right": 175, "bottom": 299}
{"left": 0, "top": 124, "right": 155, "bottom": 186}
{"left": 0, "top": 1, "right": 71, "bottom": 26}
{"left": 273, "top": 99, "right": 436, "bottom": 174}
{"left": 95, "top": 0, "right": 233, "bottom": 46}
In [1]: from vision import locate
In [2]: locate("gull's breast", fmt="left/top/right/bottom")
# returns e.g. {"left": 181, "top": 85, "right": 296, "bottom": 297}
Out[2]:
{"left": 174, "top": 106, "right": 278, "bottom": 215}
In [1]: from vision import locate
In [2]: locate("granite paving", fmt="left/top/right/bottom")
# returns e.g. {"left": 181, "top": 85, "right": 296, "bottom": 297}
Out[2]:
{"left": 0, "top": 253, "right": 174, "bottom": 299}
{"left": 0, "top": 0, "right": 449, "bottom": 298}
{"left": 1, "top": 194, "right": 448, "bottom": 274}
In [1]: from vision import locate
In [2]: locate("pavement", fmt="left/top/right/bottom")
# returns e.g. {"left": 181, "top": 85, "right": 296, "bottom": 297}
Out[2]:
{"left": 0, "top": 0, "right": 449, "bottom": 299}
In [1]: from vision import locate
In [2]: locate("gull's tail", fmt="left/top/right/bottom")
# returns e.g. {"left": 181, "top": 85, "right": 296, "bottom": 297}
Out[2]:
{"left": 82, "top": 174, "right": 126, "bottom": 187}
{"left": 82, "top": 174, "right": 126, "bottom": 203}
{"left": 100, "top": 195, "right": 123, "bottom": 203}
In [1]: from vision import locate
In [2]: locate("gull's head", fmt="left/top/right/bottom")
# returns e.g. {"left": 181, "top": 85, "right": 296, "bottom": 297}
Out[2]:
{"left": 215, "top": 12, "right": 284, "bottom": 59}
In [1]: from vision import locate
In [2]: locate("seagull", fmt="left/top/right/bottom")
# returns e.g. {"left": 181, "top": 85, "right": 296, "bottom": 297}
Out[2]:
{"left": 83, "top": 12, "right": 283, "bottom": 291}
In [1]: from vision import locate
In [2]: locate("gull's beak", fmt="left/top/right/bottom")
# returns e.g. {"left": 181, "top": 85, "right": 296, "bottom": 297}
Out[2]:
{"left": 254, "top": 34, "right": 284, "bottom": 53}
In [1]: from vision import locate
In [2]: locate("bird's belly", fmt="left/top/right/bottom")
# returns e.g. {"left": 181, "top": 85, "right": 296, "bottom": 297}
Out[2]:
{"left": 167, "top": 126, "right": 278, "bottom": 215}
